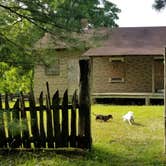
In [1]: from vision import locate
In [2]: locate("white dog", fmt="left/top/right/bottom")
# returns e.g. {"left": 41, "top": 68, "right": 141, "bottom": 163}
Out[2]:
{"left": 122, "top": 111, "right": 134, "bottom": 125}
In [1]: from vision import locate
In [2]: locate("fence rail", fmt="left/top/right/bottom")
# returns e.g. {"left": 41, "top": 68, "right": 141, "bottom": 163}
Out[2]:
{"left": 0, "top": 59, "right": 92, "bottom": 150}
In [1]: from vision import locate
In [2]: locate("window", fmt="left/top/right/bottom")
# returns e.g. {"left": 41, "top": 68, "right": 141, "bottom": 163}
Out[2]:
{"left": 109, "top": 57, "right": 124, "bottom": 62}
{"left": 109, "top": 77, "right": 124, "bottom": 83}
{"left": 109, "top": 57, "right": 125, "bottom": 83}
{"left": 45, "top": 58, "right": 60, "bottom": 75}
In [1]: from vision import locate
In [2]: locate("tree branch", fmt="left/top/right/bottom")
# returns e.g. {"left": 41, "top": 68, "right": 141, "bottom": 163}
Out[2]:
{"left": 0, "top": 32, "right": 30, "bottom": 51}
{"left": 0, "top": 4, "right": 71, "bottom": 32}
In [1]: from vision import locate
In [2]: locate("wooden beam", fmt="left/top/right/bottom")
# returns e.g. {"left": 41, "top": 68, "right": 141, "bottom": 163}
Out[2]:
{"left": 152, "top": 58, "right": 155, "bottom": 93}
{"left": 92, "top": 92, "right": 164, "bottom": 99}
{"left": 164, "top": 47, "right": 166, "bottom": 153}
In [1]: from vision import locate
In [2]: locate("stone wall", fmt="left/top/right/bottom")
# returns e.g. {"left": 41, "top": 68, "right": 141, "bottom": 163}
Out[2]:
{"left": 91, "top": 55, "right": 154, "bottom": 93}
{"left": 34, "top": 50, "right": 82, "bottom": 100}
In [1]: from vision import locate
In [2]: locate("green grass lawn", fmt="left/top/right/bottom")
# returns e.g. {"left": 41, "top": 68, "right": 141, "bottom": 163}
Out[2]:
{"left": 0, "top": 105, "right": 166, "bottom": 166}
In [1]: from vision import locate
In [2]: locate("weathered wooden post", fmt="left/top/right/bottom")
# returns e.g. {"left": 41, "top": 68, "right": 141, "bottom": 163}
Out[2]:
{"left": 78, "top": 58, "right": 92, "bottom": 149}
{"left": 164, "top": 47, "right": 166, "bottom": 153}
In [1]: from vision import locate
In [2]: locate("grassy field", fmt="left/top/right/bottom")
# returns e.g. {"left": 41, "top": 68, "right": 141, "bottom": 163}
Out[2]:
{"left": 0, "top": 105, "right": 166, "bottom": 166}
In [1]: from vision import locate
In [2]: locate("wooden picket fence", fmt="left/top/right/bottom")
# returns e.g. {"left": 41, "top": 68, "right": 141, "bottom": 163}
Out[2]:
{"left": 0, "top": 59, "right": 92, "bottom": 151}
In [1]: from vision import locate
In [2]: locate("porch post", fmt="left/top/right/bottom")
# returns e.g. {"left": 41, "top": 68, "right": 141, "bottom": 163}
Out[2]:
{"left": 152, "top": 59, "right": 155, "bottom": 93}
{"left": 145, "top": 97, "right": 150, "bottom": 105}
{"left": 164, "top": 47, "right": 166, "bottom": 153}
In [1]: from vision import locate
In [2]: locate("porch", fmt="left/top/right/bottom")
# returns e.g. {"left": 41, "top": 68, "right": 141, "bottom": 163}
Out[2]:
{"left": 92, "top": 92, "right": 164, "bottom": 105}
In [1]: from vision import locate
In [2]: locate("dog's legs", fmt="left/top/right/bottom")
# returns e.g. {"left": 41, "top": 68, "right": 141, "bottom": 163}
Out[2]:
{"left": 128, "top": 120, "right": 132, "bottom": 125}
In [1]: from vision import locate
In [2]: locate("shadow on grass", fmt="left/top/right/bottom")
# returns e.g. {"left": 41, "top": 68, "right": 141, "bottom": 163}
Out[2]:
{"left": 133, "top": 122, "right": 145, "bottom": 127}
{"left": 0, "top": 144, "right": 165, "bottom": 166}
{"left": 85, "top": 145, "right": 166, "bottom": 166}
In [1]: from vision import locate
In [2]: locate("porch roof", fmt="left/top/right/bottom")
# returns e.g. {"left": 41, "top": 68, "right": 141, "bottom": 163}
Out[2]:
{"left": 84, "top": 26, "right": 166, "bottom": 57}
{"left": 83, "top": 47, "right": 164, "bottom": 56}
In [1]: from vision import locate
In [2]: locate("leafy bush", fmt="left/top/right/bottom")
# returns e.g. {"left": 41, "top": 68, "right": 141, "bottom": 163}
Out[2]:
{"left": 0, "top": 62, "right": 33, "bottom": 94}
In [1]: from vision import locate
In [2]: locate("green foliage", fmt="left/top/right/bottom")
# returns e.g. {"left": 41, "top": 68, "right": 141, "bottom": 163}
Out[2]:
{"left": 54, "top": 0, "right": 120, "bottom": 30}
{"left": 0, "top": 111, "right": 28, "bottom": 136}
{"left": 0, "top": 1, "right": 43, "bottom": 66}
{"left": 0, "top": 62, "right": 33, "bottom": 93}
{"left": 8, "top": 118, "right": 28, "bottom": 136}
{"left": 153, "top": 0, "right": 166, "bottom": 10}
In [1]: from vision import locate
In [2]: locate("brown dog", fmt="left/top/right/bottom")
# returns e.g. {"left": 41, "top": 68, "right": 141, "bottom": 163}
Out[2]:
{"left": 93, "top": 113, "right": 113, "bottom": 122}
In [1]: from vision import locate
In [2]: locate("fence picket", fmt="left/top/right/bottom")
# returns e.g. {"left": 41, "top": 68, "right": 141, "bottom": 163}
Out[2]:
{"left": 61, "top": 90, "right": 69, "bottom": 147}
{"left": 5, "top": 93, "right": 13, "bottom": 148}
{"left": 46, "top": 95, "right": 54, "bottom": 148}
{"left": 39, "top": 92, "right": 46, "bottom": 148}
{"left": 70, "top": 90, "right": 77, "bottom": 147}
{"left": 52, "top": 90, "right": 61, "bottom": 147}
{"left": 5, "top": 93, "right": 9, "bottom": 110}
{"left": 29, "top": 92, "right": 40, "bottom": 148}
{"left": 46, "top": 82, "right": 51, "bottom": 107}
{"left": 20, "top": 92, "right": 30, "bottom": 148}
{"left": 10, "top": 99, "right": 22, "bottom": 148}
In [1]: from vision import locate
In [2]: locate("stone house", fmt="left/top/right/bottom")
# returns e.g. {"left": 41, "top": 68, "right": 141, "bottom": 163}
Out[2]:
{"left": 33, "top": 30, "right": 104, "bottom": 100}
{"left": 34, "top": 26, "right": 166, "bottom": 104}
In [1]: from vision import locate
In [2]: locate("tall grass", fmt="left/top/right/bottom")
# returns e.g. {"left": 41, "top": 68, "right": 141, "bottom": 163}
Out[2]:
{"left": 0, "top": 105, "right": 166, "bottom": 166}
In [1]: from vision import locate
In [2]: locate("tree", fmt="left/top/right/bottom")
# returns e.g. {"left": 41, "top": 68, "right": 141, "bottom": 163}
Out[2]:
{"left": 153, "top": 0, "right": 166, "bottom": 10}
{"left": 0, "top": 0, "right": 120, "bottom": 93}
{"left": 0, "top": 0, "right": 120, "bottom": 65}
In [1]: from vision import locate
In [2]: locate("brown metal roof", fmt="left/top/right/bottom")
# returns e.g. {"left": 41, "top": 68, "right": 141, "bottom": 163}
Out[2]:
{"left": 84, "top": 26, "right": 166, "bottom": 56}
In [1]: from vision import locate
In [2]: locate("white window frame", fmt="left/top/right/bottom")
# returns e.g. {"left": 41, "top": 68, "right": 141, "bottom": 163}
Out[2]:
{"left": 108, "top": 77, "right": 125, "bottom": 83}
{"left": 109, "top": 57, "right": 124, "bottom": 62}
